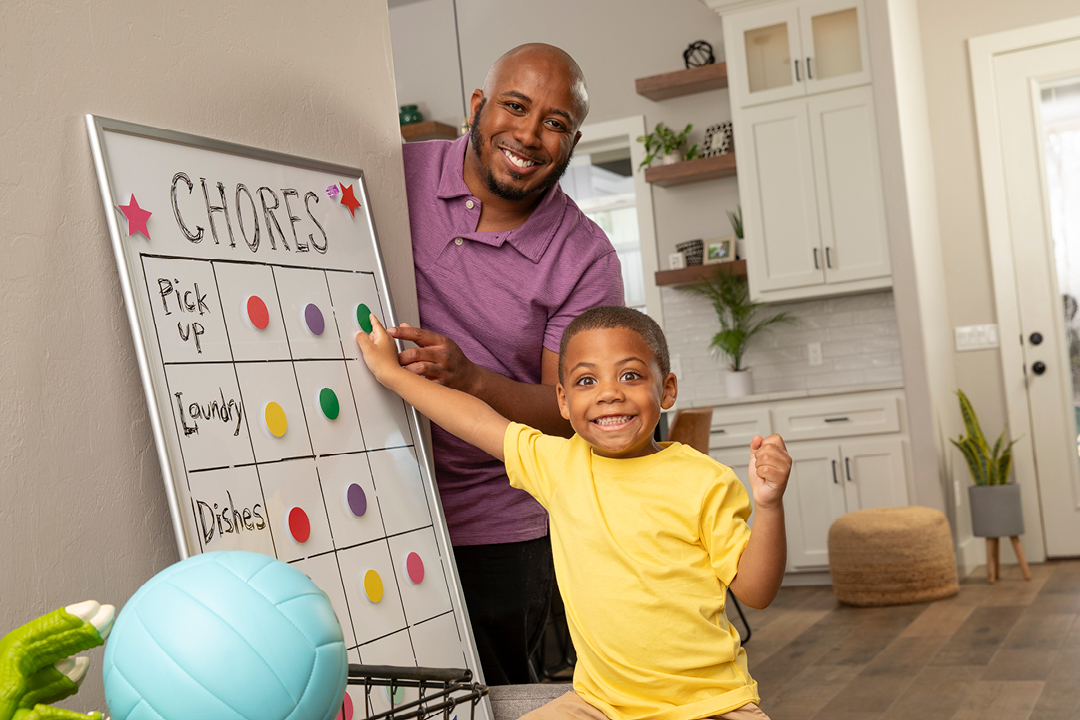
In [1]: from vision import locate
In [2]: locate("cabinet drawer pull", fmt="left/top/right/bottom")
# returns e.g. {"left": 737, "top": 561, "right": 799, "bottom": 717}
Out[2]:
{"left": 831, "top": 460, "right": 838, "bottom": 484}
{"left": 824, "top": 417, "right": 850, "bottom": 423}
{"left": 710, "top": 428, "right": 726, "bottom": 434}
{"left": 845, "top": 457, "right": 853, "bottom": 482}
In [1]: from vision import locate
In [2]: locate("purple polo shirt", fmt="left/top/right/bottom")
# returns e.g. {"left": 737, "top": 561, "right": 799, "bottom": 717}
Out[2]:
{"left": 402, "top": 134, "right": 624, "bottom": 546}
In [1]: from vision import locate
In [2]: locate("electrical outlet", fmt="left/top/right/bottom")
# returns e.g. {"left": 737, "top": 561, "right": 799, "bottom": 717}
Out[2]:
{"left": 808, "top": 342, "right": 823, "bottom": 366}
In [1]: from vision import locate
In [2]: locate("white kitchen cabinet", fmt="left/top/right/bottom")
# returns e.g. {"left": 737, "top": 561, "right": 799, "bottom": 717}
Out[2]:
{"left": 785, "top": 435, "right": 908, "bottom": 569}
{"left": 724, "top": 0, "right": 871, "bottom": 108}
{"left": 736, "top": 85, "right": 890, "bottom": 301}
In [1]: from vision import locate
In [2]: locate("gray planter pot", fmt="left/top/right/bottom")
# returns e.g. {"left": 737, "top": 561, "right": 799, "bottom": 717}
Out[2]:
{"left": 969, "top": 483, "right": 1025, "bottom": 538}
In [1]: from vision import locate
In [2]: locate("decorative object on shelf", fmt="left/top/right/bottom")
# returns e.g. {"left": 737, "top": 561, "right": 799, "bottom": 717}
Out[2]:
{"left": 727, "top": 204, "right": 745, "bottom": 260}
{"left": 687, "top": 271, "right": 796, "bottom": 397}
{"left": 637, "top": 123, "right": 699, "bottom": 169}
{"left": 398, "top": 104, "right": 423, "bottom": 126}
{"left": 683, "top": 40, "right": 715, "bottom": 69}
{"left": 950, "top": 389, "right": 1030, "bottom": 584}
{"left": 675, "top": 239, "right": 704, "bottom": 266}
{"left": 705, "top": 236, "right": 736, "bottom": 264}
{"left": 668, "top": 252, "right": 687, "bottom": 270}
{"left": 702, "top": 121, "right": 734, "bottom": 157}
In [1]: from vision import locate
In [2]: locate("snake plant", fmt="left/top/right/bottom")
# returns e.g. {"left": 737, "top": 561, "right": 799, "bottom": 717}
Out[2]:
{"left": 950, "top": 389, "right": 1020, "bottom": 486}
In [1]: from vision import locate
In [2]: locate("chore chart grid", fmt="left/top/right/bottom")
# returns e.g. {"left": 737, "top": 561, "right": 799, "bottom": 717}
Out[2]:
{"left": 87, "top": 116, "right": 488, "bottom": 717}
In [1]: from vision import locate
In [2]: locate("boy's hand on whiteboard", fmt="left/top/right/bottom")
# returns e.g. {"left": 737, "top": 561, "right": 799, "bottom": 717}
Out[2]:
{"left": 355, "top": 316, "right": 406, "bottom": 388}
{"left": 0, "top": 601, "right": 114, "bottom": 720}
{"left": 747, "top": 434, "right": 791, "bottom": 511}
{"left": 386, "top": 324, "right": 482, "bottom": 395}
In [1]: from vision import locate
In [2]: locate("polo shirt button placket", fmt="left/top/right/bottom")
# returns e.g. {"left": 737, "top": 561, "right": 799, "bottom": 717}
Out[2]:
{"left": 465, "top": 199, "right": 475, "bottom": 209}
{"left": 454, "top": 237, "right": 463, "bottom": 246}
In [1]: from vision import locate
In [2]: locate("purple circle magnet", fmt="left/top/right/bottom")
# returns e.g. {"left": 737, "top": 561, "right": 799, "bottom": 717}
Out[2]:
{"left": 304, "top": 303, "right": 325, "bottom": 336}
{"left": 346, "top": 483, "right": 367, "bottom": 517}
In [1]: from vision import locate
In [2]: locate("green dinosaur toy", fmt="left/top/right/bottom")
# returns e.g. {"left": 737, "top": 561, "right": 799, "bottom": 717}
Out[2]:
{"left": 0, "top": 601, "right": 114, "bottom": 720}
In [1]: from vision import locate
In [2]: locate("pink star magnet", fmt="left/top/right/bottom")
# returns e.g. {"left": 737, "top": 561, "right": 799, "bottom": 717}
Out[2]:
{"left": 339, "top": 183, "right": 361, "bottom": 218}
{"left": 118, "top": 194, "right": 152, "bottom": 240}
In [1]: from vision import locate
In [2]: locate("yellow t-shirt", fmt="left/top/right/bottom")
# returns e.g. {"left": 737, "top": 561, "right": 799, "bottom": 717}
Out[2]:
{"left": 503, "top": 423, "right": 757, "bottom": 720}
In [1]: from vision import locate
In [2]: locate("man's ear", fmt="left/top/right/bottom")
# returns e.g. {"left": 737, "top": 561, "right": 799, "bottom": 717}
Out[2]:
{"left": 469, "top": 89, "right": 485, "bottom": 122}
{"left": 660, "top": 373, "right": 678, "bottom": 410}
{"left": 556, "top": 383, "right": 571, "bottom": 420}
{"left": 571, "top": 130, "right": 582, "bottom": 150}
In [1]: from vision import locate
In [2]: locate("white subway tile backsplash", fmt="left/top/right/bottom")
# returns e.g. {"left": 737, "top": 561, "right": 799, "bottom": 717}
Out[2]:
{"left": 661, "top": 287, "right": 904, "bottom": 404}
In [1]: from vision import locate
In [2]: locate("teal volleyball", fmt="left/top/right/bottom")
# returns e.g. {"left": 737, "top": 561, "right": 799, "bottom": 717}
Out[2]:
{"left": 103, "top": 551, "right": 347, "bottom": 720}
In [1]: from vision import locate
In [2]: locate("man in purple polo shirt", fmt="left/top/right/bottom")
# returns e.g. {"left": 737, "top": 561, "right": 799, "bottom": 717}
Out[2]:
{"left": 390, "top": 44, "right": 624, "bottom": 684}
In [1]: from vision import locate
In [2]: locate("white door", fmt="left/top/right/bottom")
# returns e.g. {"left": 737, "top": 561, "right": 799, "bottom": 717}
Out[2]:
{"left": 808, "top": 86, "right": 891, "bottom": 284}
{"left": 798, "top": 0, "right": 872, "bottom": 96}
{"left": 740, "top": 97, "right": 824, "bottom": 294}
{"left": 993, "top": 39, "right": 1080, "bottom": 557}
{"left": 725, "top": 3, "right": 805, "bottom": 108}
{"left": 784, "top": 441, "right": 846, "bottom": 569}
{"left": 839, "top": 437, "right": 908, "bottom": 510}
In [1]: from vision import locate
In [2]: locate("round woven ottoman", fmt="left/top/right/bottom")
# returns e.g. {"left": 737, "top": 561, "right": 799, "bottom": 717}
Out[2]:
{"left": 828, "top": 506, "right": 958, "bottom": 607}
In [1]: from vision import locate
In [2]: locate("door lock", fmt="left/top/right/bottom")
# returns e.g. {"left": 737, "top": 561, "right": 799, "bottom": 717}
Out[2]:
{"left": 1032, "top": 361, "right": 1047, "bottom": 375}
{"left": 1029, "top": 332, "right": 1043, "bottom": 345}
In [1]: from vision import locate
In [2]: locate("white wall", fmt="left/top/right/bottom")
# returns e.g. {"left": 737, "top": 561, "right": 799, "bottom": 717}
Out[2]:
{"left": 389, "top": 0, "right": 742, "bottom": 263}
{"left": 0, "top": 1, "right": 411, "bottom": 713}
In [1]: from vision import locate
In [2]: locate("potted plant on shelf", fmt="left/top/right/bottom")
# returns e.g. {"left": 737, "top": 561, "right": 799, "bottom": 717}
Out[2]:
{"left": 637, "top": 123, "right": 700, "bottom": 168}
{"left": 727, "top": 204, "right": 744, "bottom": 260}
{"left": 687, "top": 270, "right": 795, "bottom": 397}
{"left": 950, "top": 389, "right": 1028, "bottom": 582}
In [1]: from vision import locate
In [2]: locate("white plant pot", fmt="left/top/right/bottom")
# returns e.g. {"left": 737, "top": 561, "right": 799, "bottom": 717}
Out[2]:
{"left": 726, "top": 369, "right": 754, "bottom": 397}
{"left": 662, "top": 152, "right": 682, "bottom": 165}
{"left": 736, "top": 239, "right": 746, "bottom": 260}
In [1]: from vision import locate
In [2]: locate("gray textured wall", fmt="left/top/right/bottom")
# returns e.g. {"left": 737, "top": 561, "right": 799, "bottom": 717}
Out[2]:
{"left": 0, "top": 1, "right": 411, "bottom": 713}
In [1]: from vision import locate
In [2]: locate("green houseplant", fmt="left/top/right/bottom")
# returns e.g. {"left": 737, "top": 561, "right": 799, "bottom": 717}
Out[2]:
{"left": 688, "top": 270, "right": 795, "bottom": 396}
{"left": 950, "top": 389, "right": 1025, "bottom": 545}
{"left": 637, "top": 123, "right": 700, "bottom": 169}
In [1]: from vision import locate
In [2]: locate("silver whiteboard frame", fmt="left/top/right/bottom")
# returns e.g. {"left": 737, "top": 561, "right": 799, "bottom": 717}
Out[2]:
{"left": 84, "top": 114, "right": 484, "bottom": 688}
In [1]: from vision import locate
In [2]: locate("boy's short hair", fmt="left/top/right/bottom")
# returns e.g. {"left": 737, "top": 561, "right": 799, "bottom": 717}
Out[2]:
{"left": 558, "top": 306, "right": 671, "bottom": 384}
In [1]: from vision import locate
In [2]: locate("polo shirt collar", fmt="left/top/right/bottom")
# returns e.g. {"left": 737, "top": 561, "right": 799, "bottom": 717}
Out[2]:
{"left": 436, "top": 133, "right": 565, "bottom": 264}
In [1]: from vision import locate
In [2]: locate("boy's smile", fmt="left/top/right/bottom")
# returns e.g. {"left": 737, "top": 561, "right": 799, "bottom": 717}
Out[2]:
{"left": 557, "top": 327, "right": 678, "bottom": 459}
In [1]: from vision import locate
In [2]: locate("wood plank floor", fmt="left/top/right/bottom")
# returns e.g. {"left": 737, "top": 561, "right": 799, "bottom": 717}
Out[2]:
{"left": 740, "top": 559, "right": 1080, "bottom": 720}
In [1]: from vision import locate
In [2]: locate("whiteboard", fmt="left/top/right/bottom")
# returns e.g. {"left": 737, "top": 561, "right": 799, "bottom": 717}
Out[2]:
{"left": 86, "top": 116, "right": 490, "bottom": 711}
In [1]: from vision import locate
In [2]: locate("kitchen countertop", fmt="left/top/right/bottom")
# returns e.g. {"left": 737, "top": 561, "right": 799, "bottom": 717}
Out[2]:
{"left": 675, "top": 381, "right": 905, "bottom": 410}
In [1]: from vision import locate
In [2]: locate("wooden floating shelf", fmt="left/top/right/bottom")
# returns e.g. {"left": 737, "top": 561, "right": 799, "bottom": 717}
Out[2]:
{"left": 644, "top": 153, "right": 736, "bottom": 187}
{"left": 656, "top": 259, "right": 746, "bottom": 287}
{"left": 635, "top": 63, "right": 729, "bottom": 101}
{"left": 401, "top": 120, "right": 459, "bottom": 142}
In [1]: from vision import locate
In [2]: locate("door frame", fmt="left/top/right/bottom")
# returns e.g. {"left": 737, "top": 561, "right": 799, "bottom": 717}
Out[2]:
{"left": 574, "top": 115, "right": 662, "bottom": 327}
{"left": 970, "top": 15, "right": 1080, "bottom": 562}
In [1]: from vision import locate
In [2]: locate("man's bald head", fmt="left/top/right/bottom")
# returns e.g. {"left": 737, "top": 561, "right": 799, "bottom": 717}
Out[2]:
{"left": 481, "top": 44, "right": 590, "bottom": 129}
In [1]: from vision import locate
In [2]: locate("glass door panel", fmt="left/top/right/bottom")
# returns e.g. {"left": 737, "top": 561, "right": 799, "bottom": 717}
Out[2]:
{"left": 810, "top": 8, "right": 862, "bottom": 80}
{"left": 745, "top": 23, "right": 795, "bottom": 94}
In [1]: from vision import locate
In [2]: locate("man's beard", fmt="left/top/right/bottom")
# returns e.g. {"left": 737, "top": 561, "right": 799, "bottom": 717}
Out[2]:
{"left": 469, "top": 98, "right": 574, "bottom": 203}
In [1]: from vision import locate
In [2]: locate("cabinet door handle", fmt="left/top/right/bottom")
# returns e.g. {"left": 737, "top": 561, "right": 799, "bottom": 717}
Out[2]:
{"left": 795, "top": 59, "right": 801, "bottom": 82}
{"left": 807, "top": 56, "right": 813, "bottom": 79}
{"left": 831, "top": 460, "right": 838, "bottom": 484}
{"left": 825, "top": 247, "right": 833, "bottom": 268}
{"left": 813, "top": 248, "right": 819, "bottom": 269}
{"left": 845, "top": 457, "right": 853, "bottom": 482}
{"left": 824, "top": 416, "right": 849, "bottom": 423}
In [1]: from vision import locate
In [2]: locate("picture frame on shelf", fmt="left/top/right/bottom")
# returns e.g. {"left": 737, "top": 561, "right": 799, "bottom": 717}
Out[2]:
{"left": 704, "top": 236, "right": 736, "bottom": 264}
{"left": 668, "top": 252, "right": 687, "bottom": 270}
{"left": 702, "top": 121, "right": 733, "bottom": 157}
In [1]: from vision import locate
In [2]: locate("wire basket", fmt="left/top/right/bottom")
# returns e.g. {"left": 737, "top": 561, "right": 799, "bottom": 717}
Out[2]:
{"left": 346, "top": 664, "right": 489, "bottom": 720}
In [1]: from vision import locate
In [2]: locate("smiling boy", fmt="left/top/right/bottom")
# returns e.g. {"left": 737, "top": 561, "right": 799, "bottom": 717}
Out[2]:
{"left": 356, "top": 306, "right": 791, "bottom": 720}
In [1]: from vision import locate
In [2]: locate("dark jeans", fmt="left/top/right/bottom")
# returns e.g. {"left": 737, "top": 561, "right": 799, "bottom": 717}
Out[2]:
{"left": 453, "top": 535, "right": 554, "bottom": 685}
